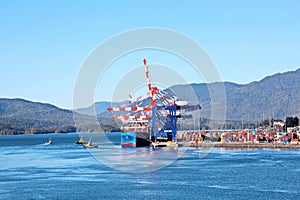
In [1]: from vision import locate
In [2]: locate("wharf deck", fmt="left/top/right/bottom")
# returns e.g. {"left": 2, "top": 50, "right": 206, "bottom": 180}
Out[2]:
{"left": 179, "top": 142, "right": 300, "bottom": 149}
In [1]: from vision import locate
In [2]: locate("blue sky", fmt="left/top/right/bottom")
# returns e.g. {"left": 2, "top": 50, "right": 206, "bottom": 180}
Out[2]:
{"left": 0, "top": 0, "right": 299, "bottom": 108}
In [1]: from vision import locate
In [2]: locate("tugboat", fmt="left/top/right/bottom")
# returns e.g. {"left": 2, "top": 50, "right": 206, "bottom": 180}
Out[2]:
{"left": 84, "top": 138, "right": 98, "bottom": 148}
{"left": 76, "top": 137, "right": 84, "bottom": 144}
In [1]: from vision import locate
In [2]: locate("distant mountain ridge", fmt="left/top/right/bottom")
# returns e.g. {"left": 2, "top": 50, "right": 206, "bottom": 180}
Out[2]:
{"left": 74, "top": 68, "right": 300, "bottom": 121}
{"left": 167, "top": 68, "right": 300, "bottom": 121}
{"left": 0, "top": 98, "right": 75, "bottom": 134}
{"left": 0, "top": 68, "right": 299, "bottom": 134}
{"left": 0, "top": 98, "right": 118, "bottom": 135}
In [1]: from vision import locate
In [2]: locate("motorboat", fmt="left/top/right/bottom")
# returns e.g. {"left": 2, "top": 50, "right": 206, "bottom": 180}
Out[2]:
{"left": 84, "top": 139, "right": 98, "bottom": 148}
{"left": 76, "top": 137, "right": 84, "bottom": 144}
{"left": 44, "top": 138, "right": 52, "bottom": 145}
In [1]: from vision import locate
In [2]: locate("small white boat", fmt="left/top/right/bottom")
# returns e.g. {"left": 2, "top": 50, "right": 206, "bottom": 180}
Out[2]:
{"left": 44, "top": 138, "right": 52, "bottom": 145}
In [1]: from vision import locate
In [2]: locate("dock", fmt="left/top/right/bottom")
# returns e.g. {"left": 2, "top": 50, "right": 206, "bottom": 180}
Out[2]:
{"left": 179, "top": 142, "right": 300, "bottom": 149}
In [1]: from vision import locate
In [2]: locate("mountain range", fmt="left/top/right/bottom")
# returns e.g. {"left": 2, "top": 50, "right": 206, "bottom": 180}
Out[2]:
{"left": 0, "top": 68, "right": 299, "bottom": 134}
{"left": 93, "top": 68, "right": 299, "bottom": 121}
{"left": 167, "top": 68, "right": 300, "bottom": 121}
{"left": 0, "top": 98, "right": 118, "bottom": 135}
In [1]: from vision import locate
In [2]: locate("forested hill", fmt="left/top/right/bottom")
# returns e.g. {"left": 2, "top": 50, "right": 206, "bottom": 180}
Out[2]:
{"left": 0, "top": 98, "right": 75, "bottom": 134}
{"left": 167, "top": 68, "right": 300, "bottom": 121}
{"left": 0, "top": 98, "right": 118, "bottom": 135}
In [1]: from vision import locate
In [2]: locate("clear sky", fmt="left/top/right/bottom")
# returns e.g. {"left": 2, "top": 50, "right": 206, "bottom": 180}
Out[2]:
{"left": 0, "top": 0, "right": 299, "bottom": 108}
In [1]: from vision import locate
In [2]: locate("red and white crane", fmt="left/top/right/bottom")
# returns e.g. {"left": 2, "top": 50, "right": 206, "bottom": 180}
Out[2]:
{"left": 107, "top": 59, "right": 199, "bottom": 142}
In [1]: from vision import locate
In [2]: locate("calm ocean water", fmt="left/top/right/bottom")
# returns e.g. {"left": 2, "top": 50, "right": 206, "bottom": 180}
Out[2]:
{"left": 0, "top": 132, "right": 299, "bottom": 200}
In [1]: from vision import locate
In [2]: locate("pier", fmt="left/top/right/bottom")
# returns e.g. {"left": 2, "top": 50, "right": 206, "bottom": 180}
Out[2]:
{"left": 179, "top": 142, "right": 300, "bottom": 149}
{"left": 176, "top": 129, "right": 300, "bottom": 149}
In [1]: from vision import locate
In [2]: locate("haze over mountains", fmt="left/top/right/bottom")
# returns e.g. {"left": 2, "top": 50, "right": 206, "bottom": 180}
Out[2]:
{"left": 0, "top": 68, "right": 299, "bottom": 134}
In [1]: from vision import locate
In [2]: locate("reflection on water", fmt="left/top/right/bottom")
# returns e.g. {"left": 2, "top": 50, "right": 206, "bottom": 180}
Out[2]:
{"left": 90, "top": 146, "right": 189, "bottom": 173}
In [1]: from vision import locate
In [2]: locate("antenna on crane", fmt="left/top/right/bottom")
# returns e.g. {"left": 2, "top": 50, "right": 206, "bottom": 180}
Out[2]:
{"left": 143, "top": 58, "right": 152, "bottom": 96}
{"left": 143, "top": 58, "right": 158, "bottom": 106}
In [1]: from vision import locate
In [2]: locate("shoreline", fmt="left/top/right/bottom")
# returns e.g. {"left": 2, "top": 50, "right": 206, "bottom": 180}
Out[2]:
{"left": 179, "top": 142, "right": 300, "bottom": 149}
